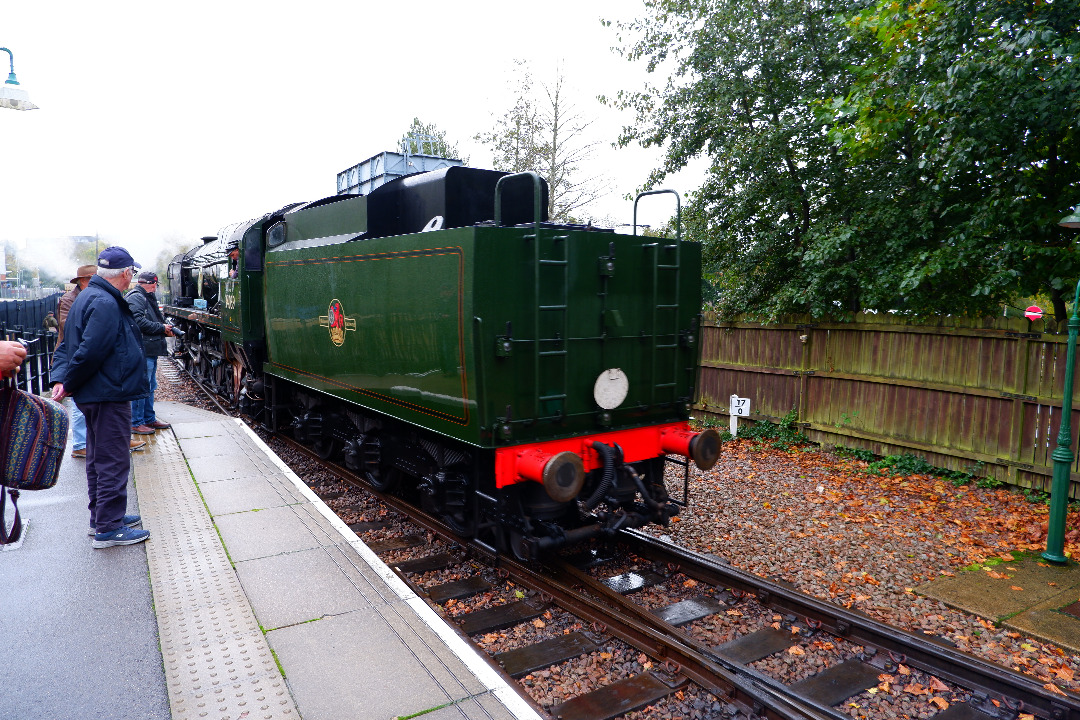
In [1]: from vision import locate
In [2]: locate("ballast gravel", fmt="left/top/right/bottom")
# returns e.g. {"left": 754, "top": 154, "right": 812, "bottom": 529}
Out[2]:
{"left": 157, "top": 367, "right": 1080, "bottom": 719}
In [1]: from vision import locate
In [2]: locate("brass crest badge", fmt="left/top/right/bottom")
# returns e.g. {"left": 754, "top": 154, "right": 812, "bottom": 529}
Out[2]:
{"left": 319, "top": 299, "right": 355, "bottom": 347}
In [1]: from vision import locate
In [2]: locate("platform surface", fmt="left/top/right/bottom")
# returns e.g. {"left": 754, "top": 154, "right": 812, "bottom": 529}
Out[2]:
{"left": 916, "top": 554, "right": 1080, "bottom": 653}
{"left": 1, "top": 400, "right": 540, "bottom": 720}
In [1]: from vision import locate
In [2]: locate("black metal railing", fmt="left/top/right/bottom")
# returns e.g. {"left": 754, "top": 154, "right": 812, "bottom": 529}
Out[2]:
{"left": 1, "top": 327, "right": 57, "bottom": 395}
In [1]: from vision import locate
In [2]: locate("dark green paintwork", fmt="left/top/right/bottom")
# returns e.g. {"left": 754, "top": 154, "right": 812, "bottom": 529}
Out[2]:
{"left": 263, "top": 223, "right": 702, "bottom": 449}
{"left": 286, "top": 195, "right": 368, "bottom": 245}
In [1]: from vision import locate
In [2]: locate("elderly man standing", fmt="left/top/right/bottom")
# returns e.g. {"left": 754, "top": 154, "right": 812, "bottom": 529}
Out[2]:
{"left": 51, "top": 247, "right": 151, "bottom": 548}
{"left": 57, "top": 264, "right": 146, "bottom": 459}
{"left": 126, "top": 270, "right": 174, "bottom": 435}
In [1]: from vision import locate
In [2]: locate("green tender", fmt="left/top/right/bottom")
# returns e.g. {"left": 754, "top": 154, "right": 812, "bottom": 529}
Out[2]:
{"left": 263, "top": 224, "right": 702, "bottom": 449}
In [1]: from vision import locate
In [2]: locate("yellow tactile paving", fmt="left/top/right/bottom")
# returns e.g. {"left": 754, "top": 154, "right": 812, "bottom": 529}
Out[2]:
{"left": 135, "top": 429, "right": 299, "bottom": 720}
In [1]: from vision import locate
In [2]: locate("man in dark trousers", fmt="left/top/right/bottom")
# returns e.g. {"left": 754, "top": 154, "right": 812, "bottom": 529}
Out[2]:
{"left": 57, "top": 264, "right": 147, "bottom": 459}
{"left": 126, "top": 271, "right": 174, "bottom": 435}
{"left": 51, "top": 247, "right": 151, "bottom": 548}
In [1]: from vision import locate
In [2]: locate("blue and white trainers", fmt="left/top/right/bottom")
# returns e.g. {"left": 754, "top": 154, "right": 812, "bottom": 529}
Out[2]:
{"left": 92, "top": 526, "right": 150, "bottom": 548}
{"left": 88, "top": 514, "right": 143, "bottom": 537}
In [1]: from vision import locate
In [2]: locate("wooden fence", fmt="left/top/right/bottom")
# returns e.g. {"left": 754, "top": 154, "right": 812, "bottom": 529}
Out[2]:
{"left": 696, "top": 312, "right": 1080, "bottom": 498}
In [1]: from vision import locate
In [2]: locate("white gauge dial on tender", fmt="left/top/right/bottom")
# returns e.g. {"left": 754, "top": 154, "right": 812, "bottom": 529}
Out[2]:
{"left": 594, "top": 368, "right": 629, "bottom": 410}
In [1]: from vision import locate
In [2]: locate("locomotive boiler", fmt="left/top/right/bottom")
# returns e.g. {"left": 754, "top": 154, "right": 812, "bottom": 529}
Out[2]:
{"left": 164, "top": 154, "right": 719, "bottom": 559}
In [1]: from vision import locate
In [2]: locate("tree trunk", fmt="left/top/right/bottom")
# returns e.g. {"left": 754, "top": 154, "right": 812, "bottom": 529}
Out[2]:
{"left": 1051, "top": 286, "right": 1067, "bottom": 323}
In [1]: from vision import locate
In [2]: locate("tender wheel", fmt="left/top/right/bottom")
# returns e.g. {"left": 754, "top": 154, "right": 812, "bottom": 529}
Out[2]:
{"left": 441, "top": 505, "right": 475, "bottom": 539}
{"left": 359, "top": 433, "right": 397, "bottom": 491}
{"left": 505, "top": 528, "right": 531, "bottom": 562}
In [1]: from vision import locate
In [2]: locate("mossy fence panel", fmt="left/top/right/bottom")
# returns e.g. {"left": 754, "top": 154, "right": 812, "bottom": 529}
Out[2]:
{"left": 697, "top": 313, "right": 1080, "bottom": 497}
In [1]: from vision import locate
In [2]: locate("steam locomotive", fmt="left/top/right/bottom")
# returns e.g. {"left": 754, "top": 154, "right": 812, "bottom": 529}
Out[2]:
{"left": 164, "top": 152, "right": 719, "bottom": 559}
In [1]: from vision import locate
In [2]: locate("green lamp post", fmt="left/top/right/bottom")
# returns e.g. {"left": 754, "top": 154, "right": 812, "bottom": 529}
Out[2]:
{"left": 1043, "top": 204, "right": 1080, "bottom": 564}
{"left": 0, "top": 47, "right": 38, "bottom": 111}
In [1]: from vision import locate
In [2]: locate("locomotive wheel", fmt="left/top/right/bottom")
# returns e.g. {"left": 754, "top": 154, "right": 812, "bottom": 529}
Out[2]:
{"left": 365, "top": 464, "right": 398, "bottom": 492}
{"left": 313, "top": 437, "right": 339, "bottom": 460}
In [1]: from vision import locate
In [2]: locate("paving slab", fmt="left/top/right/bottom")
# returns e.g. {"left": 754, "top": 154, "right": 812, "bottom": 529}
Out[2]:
{"left": 198, "top": 473, "right": 304, "bottom": 515}
{"left": 235, "top": 545, "right": 376, "bottom": 629}
{"left": 150, "top": 404, "right": 539, "bottom": 720}
{"left": 186, "top": 453, "right": 277, "bottom": 482}
{"left": 267, "top": 607, "right": 490, "bottom": 720}
{"left": 214, "top": 503, "right": 336, "bottom": 562}
{"left": 173, "top": 418, "right": 244, "bottom": 440}
{"left": 916, "top": 554, "right": 1080, "bottom": 652}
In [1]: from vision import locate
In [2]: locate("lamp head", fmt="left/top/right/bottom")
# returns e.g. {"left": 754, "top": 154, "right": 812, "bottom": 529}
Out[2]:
{"left": 1060, "top": 205, "right": 1080, "bottom": 230}
{"left": 0, "top": 48, "right": 37, "bottom": 111}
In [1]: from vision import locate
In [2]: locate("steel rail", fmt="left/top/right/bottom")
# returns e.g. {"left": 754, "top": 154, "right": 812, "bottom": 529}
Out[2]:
{"left": 163, "top": 365, "right": 1079, "bottom": 718}
{"left": 272, "top": 433, "right": 844, "bottom": 720}
{"left": 621, "top": 529, "right": 1080, "bottom": 720}
{"left": 165, "top": 357, "right": 233, "bottom": 417}
{"left": 513, "top": 557, "right": 845, "bottom": 720}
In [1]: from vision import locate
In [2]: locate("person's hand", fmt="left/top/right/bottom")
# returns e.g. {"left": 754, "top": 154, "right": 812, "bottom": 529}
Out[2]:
{"left": 0, "top": 340, "right": 27, "bottom": 377}
{"left": 51, "top": 383, "right": 67, "bottom": 402}
{"left": 164, "top": 325, "right": 175, "bottom": 337}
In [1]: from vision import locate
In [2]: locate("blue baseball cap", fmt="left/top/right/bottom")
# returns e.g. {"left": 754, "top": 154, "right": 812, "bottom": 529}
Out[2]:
{"left": 97, "top": 246, "right": 142, "bottom": 269}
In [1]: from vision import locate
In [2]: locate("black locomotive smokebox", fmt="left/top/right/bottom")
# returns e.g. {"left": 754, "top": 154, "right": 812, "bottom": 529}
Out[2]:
{"left": 365, "top": 166, "right": 548, "bottom": 238}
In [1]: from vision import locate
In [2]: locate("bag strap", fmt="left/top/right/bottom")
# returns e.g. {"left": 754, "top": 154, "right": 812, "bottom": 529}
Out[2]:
{"left": 0, "top": 488, "right": 22, "bottom": 545}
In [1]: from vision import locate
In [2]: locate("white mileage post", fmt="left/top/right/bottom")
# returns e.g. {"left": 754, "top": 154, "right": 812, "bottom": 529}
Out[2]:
{"left": 730, "top": 394, "right": 750, "bottom": 437}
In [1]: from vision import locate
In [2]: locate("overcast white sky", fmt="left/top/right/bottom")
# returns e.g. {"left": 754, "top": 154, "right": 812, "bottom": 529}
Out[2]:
{"left": 1, "top": 0, "right": 703, "bottom": 280}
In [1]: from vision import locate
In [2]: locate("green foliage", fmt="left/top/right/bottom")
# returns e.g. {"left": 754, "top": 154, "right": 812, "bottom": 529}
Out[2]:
{"left": 866, "top": 454, "right": 936, "bottom": 477}
{"left": 607, "top": 0, "right": 1080, "bottom": 321}
{"left": 399, "top": 118, "right": 462, "bottom": 160}
{"left": 835, "top": 446, "right": 984, "bottom": 485}
{"left": 831, "top": 0, "right": 1080, "bottom": 320}
{"left": 834, "top": 445, "right": 876, "bottom": 462}
{"left": 834, "top": 411, "right": 859, "bottom": 429}
{"left": 1024, "top": 488, "right": 1050, "bottom": 504}
{"left": 734, "top": 409, "right": 808, "bottom": 450}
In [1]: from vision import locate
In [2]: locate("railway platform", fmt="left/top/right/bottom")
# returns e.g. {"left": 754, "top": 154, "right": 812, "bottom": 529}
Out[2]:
{"left": 1, "top": 400, "right": 542, "bottom": 720}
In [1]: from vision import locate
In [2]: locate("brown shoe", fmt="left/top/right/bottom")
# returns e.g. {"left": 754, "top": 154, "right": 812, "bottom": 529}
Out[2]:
{"left": 71, "top": 448, "right": 86, "bottom": 459}
{"left": 132, "top": 425, "right": 156, "bottom": 435}
{"left": 148, "top": 420, "right": 171, "bottom": 430}
{"left": 130, "top": 437, "right": 147, "bottom": 451}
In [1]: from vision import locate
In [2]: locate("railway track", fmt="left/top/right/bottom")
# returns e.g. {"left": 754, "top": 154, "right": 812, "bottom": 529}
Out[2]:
{"left": 162, "top": 360, "right": 1080, "bottom": 720}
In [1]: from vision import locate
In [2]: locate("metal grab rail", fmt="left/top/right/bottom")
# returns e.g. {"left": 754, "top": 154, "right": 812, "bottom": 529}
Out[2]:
{"left": 634, "top": 190, "right": 684, "bottom": 406}
{"left": 633, "top": 188, "right": 681, "bottom": 242}
{"left": 493, "top": 171, "right": 544, "bottom": 232}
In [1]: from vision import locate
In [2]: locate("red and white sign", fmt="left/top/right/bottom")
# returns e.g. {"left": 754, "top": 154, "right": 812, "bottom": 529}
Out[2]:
{"left": 1025, "top": 305, "right": 1043, "bottom": 321}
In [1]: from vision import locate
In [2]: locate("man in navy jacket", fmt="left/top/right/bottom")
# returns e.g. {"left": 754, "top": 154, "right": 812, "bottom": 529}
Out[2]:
{"left": 51, "top": 247, "right": 151, "bottom": 548}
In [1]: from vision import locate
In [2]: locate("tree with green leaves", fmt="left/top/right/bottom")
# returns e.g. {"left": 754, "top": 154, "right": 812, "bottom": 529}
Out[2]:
{"left": 605, "top": 0, "right": 877, "bottom": 319}
{"left": 607, "top": 0, "right": 1080, "bottom": 320}
{"left": 398, "top": 118, "right": 462, "bottom": 159}
{"left": 476, "top": 61, "right": 606, "bottom": 223}
{"left": 831, "top": 0, "right": 1080, "bottom": 320}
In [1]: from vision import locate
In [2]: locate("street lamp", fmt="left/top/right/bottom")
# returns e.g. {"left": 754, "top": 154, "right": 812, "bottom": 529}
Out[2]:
{"left": 1062, "top": 205, "right": 1080, "bottom": 230}
{"left": 1043, "top": 204, "right": 1080, "bottom": 564}
{"left": 0, "top": 47, "right": 37, "bottom": 111}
